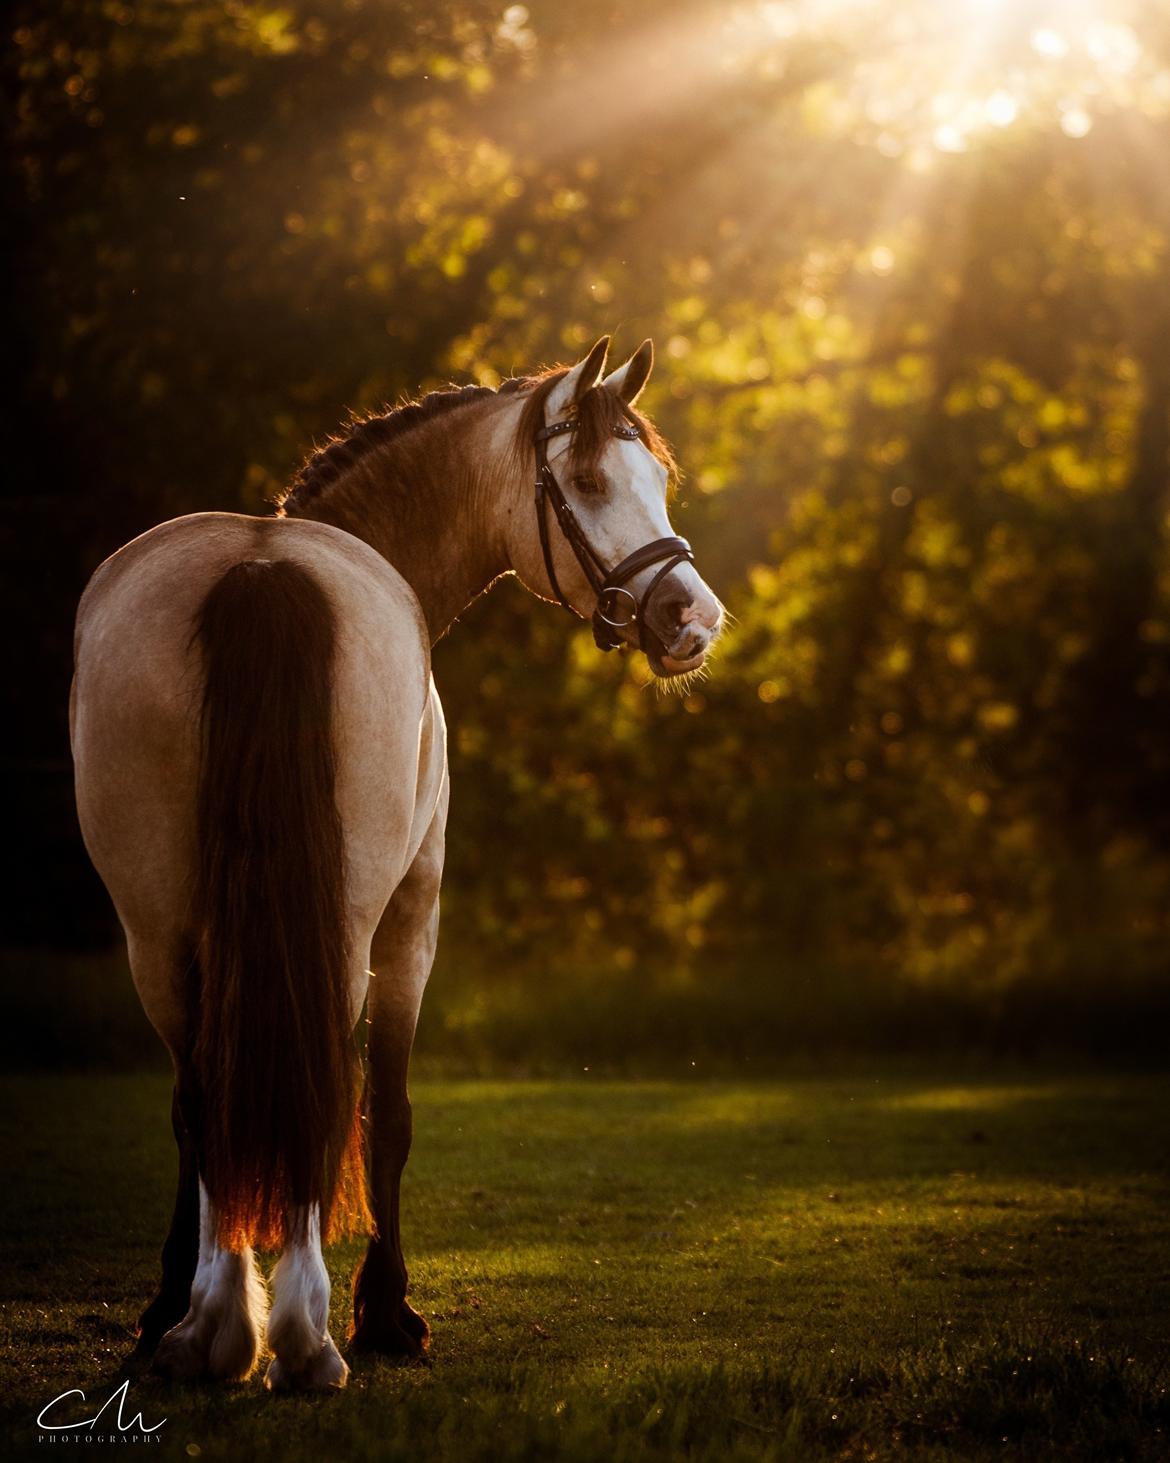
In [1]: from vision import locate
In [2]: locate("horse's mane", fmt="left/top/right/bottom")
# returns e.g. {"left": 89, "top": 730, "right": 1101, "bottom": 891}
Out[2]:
{"left": 278, "top": 367, "right": 677, "bottom": 516}
{"left": 279, "top": 382, "right": 512, "bottom": 514}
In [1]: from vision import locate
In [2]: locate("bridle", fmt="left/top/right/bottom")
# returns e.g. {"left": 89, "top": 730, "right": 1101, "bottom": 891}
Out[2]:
{"left": 533, "top": 415, "right": 694, "bottom": 652}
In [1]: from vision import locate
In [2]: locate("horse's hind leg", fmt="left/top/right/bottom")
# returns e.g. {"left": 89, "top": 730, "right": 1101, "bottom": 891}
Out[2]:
{"left": 264, "top": 1206, "right": 348, "bottom": 1392}
{"left": 351, "top": 801, "right": 445, "bottom": 1357}
{"left": 350, "top": 1024, "right": 425, "bottom": 1357}
{"left": 152, "top": 1181, "right": 267, "bottom": 1382}
{"left": 131, "top": 1081, "right": 200, "bottom": 1365}
{"left": 117, "top": 934, "right": 202, "bottom": 1370}
{"left": 119, "top": 935, "right": 257, "bottom": 1380}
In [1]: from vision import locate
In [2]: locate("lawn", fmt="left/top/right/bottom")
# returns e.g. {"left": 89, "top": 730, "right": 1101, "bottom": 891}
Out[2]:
{"left": 1, "top": 1072, "right": 1167, "bottom": 1461}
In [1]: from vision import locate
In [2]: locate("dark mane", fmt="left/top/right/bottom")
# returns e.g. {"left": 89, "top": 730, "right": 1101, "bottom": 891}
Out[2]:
{"left": 279, "top": 383, "right": 511, "bottom": 514}
{"left": 278, "top": 367, "right": 678, "bottom": 516}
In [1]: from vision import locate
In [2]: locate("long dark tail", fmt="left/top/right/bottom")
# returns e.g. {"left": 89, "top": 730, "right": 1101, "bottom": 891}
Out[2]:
{"left": 191, "top": 558, "right": 366, "bottom": 1251}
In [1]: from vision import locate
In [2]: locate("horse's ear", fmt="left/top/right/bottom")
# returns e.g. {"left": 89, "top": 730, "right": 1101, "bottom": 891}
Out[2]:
{"left": 545, "top": 336, "right": 611, "bottom": 417}
{"left": 603, "top": 339, "right": 654, "bottom": 406}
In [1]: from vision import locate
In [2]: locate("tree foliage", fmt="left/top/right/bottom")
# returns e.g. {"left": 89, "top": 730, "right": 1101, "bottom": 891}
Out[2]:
{"left": 6, "top": 0, "right": 1170, "bottom": 1019}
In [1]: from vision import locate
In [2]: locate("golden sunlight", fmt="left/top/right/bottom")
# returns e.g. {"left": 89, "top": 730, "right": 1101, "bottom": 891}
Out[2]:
{"left": 739, "top": 0, "right": 1169, "bottom": 159}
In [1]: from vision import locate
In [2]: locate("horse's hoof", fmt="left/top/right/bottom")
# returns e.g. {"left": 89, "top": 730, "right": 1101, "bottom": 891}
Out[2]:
{"left": 265, "top": 1334, "right": 349, "bottom": 1392}
{"left": 399, "top": 1302, "right": 430, "bottom": 1346}
{"left": 152, "top": 1312, "right": 258, "bottom": 1383}
{"left": 152, "top": 1319, "right": 208, "bottom": 1381}
{"left": 350, "top": 1302, "right": 430, "bottom": 1359}
{"left": 207, "top": 1314, "right": 262, "bottom": 1382}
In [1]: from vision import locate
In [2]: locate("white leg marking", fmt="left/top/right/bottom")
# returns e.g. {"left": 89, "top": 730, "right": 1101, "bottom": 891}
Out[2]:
{"left": 265, "top": 1207, "right": 348, "bottom": 1391}
{"left": 153, "top": 1182, "right": 266, "bottom": 1381}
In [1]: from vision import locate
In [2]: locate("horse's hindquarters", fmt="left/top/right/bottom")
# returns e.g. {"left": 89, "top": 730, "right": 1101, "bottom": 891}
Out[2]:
{"left": 71, "top": 512, "right": 443, "bottom": 1053}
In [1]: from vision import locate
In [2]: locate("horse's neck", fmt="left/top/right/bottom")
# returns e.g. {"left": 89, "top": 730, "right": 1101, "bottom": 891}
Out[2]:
{"left": 290, "top": 403, "right": 516, "bottom": 642}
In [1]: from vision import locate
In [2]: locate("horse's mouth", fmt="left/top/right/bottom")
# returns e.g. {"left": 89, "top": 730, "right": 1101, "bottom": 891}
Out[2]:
{"left": 644, "top": 639, "right": 708, "bottom": 677}
{"left": 640, "top": 621, "right": 712, "bottom": 678}
{"left": 658, "top": 649, "right": 704, "bottom": 675}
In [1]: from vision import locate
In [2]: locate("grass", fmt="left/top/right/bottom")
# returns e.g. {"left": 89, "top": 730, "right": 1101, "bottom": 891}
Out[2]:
{"left": 0, "top": 1071, "right": 1167, "bottom": 1460}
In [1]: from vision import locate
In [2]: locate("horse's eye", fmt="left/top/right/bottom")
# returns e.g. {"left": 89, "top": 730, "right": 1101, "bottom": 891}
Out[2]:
{"left": 572, "top": 474, "right": 603, "bottom": 495}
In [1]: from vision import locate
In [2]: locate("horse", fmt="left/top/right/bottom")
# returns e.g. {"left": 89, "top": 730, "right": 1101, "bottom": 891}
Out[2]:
{"left": 70, "top": 335, "right": 722, "bottom": 1391}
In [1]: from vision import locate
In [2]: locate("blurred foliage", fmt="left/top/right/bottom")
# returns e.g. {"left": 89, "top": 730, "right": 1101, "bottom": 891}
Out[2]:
{"left": 5, "top": 0, "right": 1170, "bottom": 1038}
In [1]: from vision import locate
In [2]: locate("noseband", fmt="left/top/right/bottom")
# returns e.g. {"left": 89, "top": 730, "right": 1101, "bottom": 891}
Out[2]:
{"left": 534, "top": 416, "right": 694, "bottom": 652}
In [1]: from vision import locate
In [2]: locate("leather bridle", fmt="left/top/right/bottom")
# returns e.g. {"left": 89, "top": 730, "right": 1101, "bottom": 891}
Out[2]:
{"left": 534, "top": 415, "right": 695, "bottom": 653}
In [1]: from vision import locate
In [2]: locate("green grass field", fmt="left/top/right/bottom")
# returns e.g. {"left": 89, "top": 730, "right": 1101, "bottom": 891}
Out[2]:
{"left": 1, "top": 1072, "right": 1167, "bottom": 1461}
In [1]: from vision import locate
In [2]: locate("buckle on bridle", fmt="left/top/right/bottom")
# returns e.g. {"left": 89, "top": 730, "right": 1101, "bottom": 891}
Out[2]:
{"left": 595, "top": 584, "right": 638, "bottom": 630}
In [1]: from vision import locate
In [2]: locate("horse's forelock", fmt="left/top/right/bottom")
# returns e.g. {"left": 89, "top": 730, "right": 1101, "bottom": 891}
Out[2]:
{"left": 510, "top": 367, "right": 679, "bottom": 495}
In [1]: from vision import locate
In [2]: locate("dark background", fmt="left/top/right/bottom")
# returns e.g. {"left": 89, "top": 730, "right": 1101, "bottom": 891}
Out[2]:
{"left": 4, "top": 0, "right": 1169, "bottom": 1068}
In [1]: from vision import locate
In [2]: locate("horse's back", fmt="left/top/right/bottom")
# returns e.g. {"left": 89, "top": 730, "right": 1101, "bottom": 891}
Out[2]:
{"left": 76, "top": 511, "right": 429, "bottom": 674}
{"left": 73, "top": 512, "right": 443, "bottom": 950}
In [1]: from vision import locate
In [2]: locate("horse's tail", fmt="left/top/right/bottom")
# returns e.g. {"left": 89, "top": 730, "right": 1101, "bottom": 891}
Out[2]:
{"left": 190, "top": 557, "right": 367, "bottom": 1251}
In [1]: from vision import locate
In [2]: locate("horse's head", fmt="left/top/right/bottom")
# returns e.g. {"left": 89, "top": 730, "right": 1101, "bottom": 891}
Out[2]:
{"left": 511, "top": 336, "right": 723, "bottom": 678}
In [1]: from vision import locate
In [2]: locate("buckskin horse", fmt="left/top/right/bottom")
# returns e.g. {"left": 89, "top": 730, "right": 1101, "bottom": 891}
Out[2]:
{"left": 70, "top": 337, "right": 722, "bottom": 1390}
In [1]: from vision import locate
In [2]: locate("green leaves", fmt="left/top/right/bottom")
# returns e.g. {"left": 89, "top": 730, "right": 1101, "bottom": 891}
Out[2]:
{"left": 10, "top": 0, "right": 1170, "bottom": 998}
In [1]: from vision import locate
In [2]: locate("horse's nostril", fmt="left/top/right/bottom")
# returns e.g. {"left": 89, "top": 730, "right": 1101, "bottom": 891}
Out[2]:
{"left": 669, "top": 626, "right": 705, "bottom": 660}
